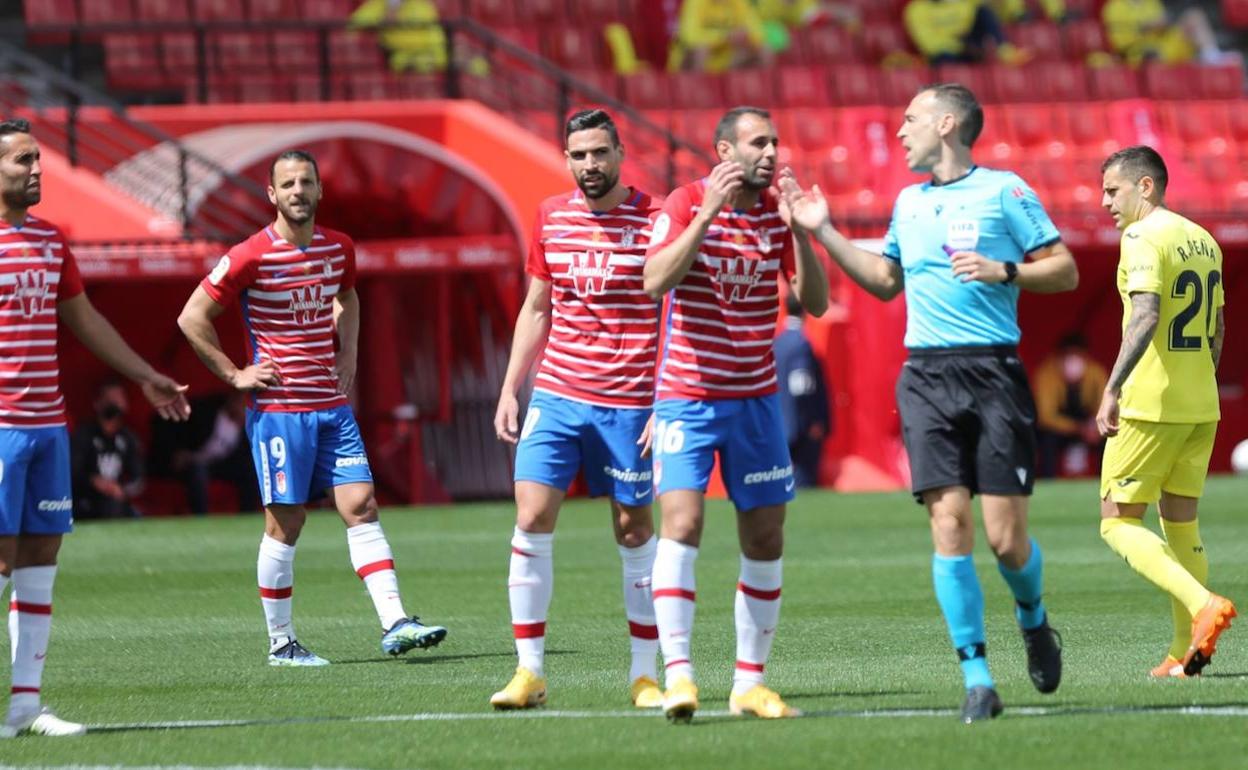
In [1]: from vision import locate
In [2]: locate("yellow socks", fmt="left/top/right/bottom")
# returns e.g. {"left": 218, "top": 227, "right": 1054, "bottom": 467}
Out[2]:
{"left": 1160, "top": 518, "right": 1209, "bottom": 660}
{"left": 1100, "top": 517, "right": 1211, "bottom": 618}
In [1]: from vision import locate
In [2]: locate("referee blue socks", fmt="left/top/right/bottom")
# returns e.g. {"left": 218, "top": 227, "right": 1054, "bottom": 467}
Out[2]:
{"left": 997, "top": 538, "right": 1046, "bottom": 630}
{"left": 933, "top": 553, "right": 993, "bottom": 691}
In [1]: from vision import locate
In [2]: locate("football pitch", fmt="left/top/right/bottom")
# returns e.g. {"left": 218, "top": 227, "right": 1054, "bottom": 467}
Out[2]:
{"left": 5, "top": 477, "right": 1248, "bottom": 769}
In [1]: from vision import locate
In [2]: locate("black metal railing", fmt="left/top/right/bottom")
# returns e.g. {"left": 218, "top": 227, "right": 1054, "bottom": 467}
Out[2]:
{"left": 0, "top": 38, "right": 271, "bottom": 240}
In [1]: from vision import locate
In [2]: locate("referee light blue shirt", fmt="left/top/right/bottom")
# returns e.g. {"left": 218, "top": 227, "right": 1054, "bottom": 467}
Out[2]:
{"left": 882, "top": 166, "right": 1061, "bottom": 350}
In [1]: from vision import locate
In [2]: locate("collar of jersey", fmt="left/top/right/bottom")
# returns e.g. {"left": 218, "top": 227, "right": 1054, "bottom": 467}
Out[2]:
{"left": 927, "top": 165, "right": 978, "bottom": 189}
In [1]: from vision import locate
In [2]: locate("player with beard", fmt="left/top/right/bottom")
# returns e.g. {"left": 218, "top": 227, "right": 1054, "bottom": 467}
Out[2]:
{"left": 489, "top": 109, "right": 665, "bottom": 710}
{"left": 0, "top": 118, "right": 190, "bottom": 738}
{"left": 178, "top": 150, "right": 447, "bottom": 667}
{"left": 642, "top": 106, "right": 828, "bottom": 722}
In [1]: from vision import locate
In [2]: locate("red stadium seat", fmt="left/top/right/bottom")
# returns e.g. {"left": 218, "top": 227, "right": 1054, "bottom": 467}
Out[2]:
{"left": 1226, "top": 0, "right": 1248, "bottom": 28}
{"left": 1229, "top": 101, "right": 1248, "bottom": 143}
{"left": 934, "top": 63, "right": 992, "bottom": 102}
{"left": 859, "top": 22, "right": 909, "bottom": 63}
{"left": 621, "top": 70, "right": 670, "bottom": 109}
{"left": 879, "top": 67, "right": 929, "bottom": 105}
{"left": 25, "top": 0, "right": 78, "bottom": 25}
{"left": 271, "top": 31, "right": 321, "bottom": 72}
{"left": 1004, "top": 104, "right": 1059, "bottom": 150}
{"left": 667, "top": 72, "right": 726, "bottom": 109}
{"left": 104, "top": 32, "right": 166, "bottom": 90}
{"left": 302, "top": 0, "right": 355, "bottom": 20}
{"left": 669, "top": 109, "right": 721, "bottom": 147}
{"left": 989, "top": 62, "right": 1088, "bottom": 103}
{"left": 135, "top": 0, "right": 190, "bottom": 21}
{"left": 211, "top": 31, "right": 272, "bottom": 71}
{"left": 788, "top": 107, "right": 841, "bottom": 154}
{"left": 792, "top": 24, "right": 860, "bottom": 64}
{"left": 1143, "top": 63, "right": 1201, "bottom": 100}
{"left": 161, "top": 31, "right": 200, "bottom": 76}
{"left": 1159, "top": 101, "right": 1234, "bottom": 159}
{"left": 1087, "top": 65, "right": 1140, "bottom": 100}
{"left": 829, "top": 63, "right": 882, "bottom": 106}
{"left": 517, "top": 0, "right": 566, "bottom": 22}
{"left": 248, "top": 0, "right": 299, "bottom": 20}
{"left": 723, "top": 68, "right": 777, "bottom": 107}
{"left": 989, "top": 64, "right": 1034, "bottom": 103}
{"left": 568, "top": 69, "right": 620, "bottom": 101}
{"left": 329, "top": 29, "right": 386, "bottom": 71}
{"left": 1063, "top": 103, "right": 1120, "bottom": 159}
{"left": 1010, "top": 22, "right": 1062, "bottom": 61}
{"left": 778, "top": 66, "right": 832, "bottom": 107}
{"left": 81, "top": 0, "right": 135, "bottom": 24}
{"left": 193, "top": 0, "right": 246, "bottom": 20}
{"left": 492, "top": 26, "right": 540, "bottom": 53}
{"left": 544, "top": 28, "right": 606, "bottom": 70}
{"left": 466, "top": 0, "right": 517, "bottom": 26}
{"left": 1197, "top": 63, "right": 1245, "bottom": 100}
{"left": 1061, "top": 18, "right": 1107, "bottom": 60}
{"left": 580, "top": 0, "right": 626, "bottom": 24}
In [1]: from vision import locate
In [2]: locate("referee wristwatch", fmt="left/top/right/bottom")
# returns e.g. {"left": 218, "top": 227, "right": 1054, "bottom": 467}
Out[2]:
{"left": 1002, "top": 261, "right": 1019, "bottom": 284}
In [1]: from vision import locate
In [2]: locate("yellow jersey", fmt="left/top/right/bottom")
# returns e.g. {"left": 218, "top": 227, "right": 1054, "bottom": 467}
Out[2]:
{"left": 1117, "top": 208, "right": 1223, "bottom": 424}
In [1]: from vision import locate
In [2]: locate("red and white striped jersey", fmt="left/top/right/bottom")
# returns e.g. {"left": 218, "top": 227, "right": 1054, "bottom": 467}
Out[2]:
{"left": 0, "top": 215, "right": 84, "bottom": 428}
{"left": 201, "top": 226, "right": 355, "bottom": 413}
{"left": 647, "top": 180, "right": 795, "bottom": 401}
{"left": 527, "top": 188, "right": 661, "bottom": 409}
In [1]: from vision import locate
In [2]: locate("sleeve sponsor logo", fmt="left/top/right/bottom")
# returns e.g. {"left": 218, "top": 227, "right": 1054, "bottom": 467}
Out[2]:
{"left": 208, "top": 255, "right": 231, "bottom": 285}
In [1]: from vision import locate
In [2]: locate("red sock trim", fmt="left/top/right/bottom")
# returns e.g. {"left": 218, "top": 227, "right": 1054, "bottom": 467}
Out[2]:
{"left": 258, "top": 586, "right": 292, "bottom": 600}
{"left": 628, "top": 621, "right": 659, "bottom": 640}
{"left": 664, "top": 658, "right": 690, "bottom": 670}
{"left": 8, "top": 601, "right": 51, "bottom": 615}
{"left": 513, "top": 621, "right": 546, "bottom": 639}
{"left": 737, "top": 582, "right": 781, "bottom": 601}
{"left": 511, "top": 547, "right": 536, "bottom": 558}
{"left": 735, "top": 660, "right": 765, "bottom": 673}
{"left": 11, "top": 686, "right": 39, "bottom": 694}
{"left": 653, "top": 588, "right": 696, "bottom": 601}
{"left": 355, "top": 559, "right": 395, "bottom": 579}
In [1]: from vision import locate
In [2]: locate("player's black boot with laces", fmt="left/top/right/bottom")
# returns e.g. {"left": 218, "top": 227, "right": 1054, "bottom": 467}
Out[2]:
{"left": 960, "top": 686, "right": 1003, "bottom": 723}
{"left": 1021, "top": 615, "right": 1063, "bottom": 693}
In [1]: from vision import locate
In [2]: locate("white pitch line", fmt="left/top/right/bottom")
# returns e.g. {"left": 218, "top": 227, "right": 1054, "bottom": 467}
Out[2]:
{"left": 81, "top": 703, "right": 1248, "bottom": 733}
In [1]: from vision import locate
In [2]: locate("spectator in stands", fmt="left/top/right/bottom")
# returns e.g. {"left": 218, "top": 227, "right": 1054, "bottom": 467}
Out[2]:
{"left": 1102, "top": 0, "right": 1234, "bottom": 66}
{"left": 172, "top": 392, "right": 259, "bottom": 516}
{"left": 71, "top": 382, "right": 145, "bottom": 520}
{"left": 668, "top": 0, "right": 772, "bottom": 72}
{"left": 903, "top": 0, "right": 1031, "bottom": 65}
{"left": 349, "top": 0, "right": 447, "bottom": 73}
{"left": 991, "top": 0, "right": 1066, "bottom": 23}
{"left": 1033, "top": 332, "right": 1108, "bottom": 478}
{"left": 776, "top": 292, "right": 832, "bottom": 488}
{"left": 754, "top": 0, "right": 863, "bottom": 56}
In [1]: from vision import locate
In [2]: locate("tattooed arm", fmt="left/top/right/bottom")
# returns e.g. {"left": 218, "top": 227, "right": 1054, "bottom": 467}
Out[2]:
{"left": 1096, "top": 292, "right": 1160, "bottom": 438}
{"left": 1212, "top": 307, "right": 1225, "bottom": 370}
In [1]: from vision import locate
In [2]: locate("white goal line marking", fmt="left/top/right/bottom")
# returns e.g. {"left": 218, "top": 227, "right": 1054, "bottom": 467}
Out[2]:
{"left": 80, "top": 702, "right": 1248, "bottom": 733}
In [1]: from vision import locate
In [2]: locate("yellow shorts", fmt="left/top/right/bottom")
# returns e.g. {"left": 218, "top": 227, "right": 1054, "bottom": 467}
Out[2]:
{"left": 1100, "top": 419, "right": 1217, "bottom": 503}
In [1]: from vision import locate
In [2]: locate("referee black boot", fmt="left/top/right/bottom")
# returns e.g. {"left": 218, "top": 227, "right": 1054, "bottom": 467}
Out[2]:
{"left": 1021, "top": 614, "right": 1063, "bottom": 693}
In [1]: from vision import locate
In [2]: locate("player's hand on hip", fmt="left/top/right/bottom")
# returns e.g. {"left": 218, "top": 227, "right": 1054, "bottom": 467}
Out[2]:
{"left": 1096, "top": 389, "right": 1120, "bottom": 438}
{"left": 141, "top": 374, "right": 191, "bottom": 422}
{"left": 702, "top": 161, "right": 745, "bottom": 213}
{"left": 950, "top": 251, "right": 1006, "bottom": 284}
{"left": 232, "top": 359, "right": 281, "bottom": 391}
{"left": 494, "top": 392, "right": 520, "bottom": 444}
{"left": 637, "top": 413, "right": 656, "bottom": 458}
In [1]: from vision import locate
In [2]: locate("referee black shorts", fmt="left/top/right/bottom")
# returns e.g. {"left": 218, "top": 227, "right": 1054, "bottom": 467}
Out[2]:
{"left": 896, "top": 345, "right": 1037, "bottom": 501}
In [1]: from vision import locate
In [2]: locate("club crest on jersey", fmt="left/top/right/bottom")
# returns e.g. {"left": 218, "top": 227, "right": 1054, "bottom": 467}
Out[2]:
{"left": 568, "top": 250, "right": 614, "bottom": 295}
{"left": 620, "top": 226, "right": 637, "bottom": 249}
{"left": 713, "top": 256, "right": 764, "bottom": 302}
{"left": 322, "top": 258, "right": 333, "bottom": 278}
{"left": 10, "top": 269, "right": 49, "bottom": 318}
{"left": 289, "top": 284, "right": 324, "bottom": 324}
{"left": 758, "top": 228, "right": 772, "bottom": 254}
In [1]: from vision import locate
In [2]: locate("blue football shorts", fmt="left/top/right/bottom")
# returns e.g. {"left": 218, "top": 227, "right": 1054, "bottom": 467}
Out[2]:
{"left": 513, "top": 389, "right": 654, "bottom": 506}
{"left": 246, "top": 405, "right": 373, "bottom": 507}
{"left": 0, "top": 426, "right": 73, "bottom": 536}
{"left": 653, "top": 394, "right": 795, "bottom": 512}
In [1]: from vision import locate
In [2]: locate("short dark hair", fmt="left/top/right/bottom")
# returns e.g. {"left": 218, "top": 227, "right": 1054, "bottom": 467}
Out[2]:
{"left": 565, "top": 108, "right": 620, "bottom": 147}
{"left": 1101, "top": 145, "right": 1168, "bottom": 195}
{"left": 0, "top": 118, "right": 31, "bottom": 139}
{"left": 714, "top": 106, "right": 771, "bottom": 148}
{"left": 269, "top": 149, "right": 320, "bottom": 183}
{"left": 920, "top": 83, "right": 983, "bottom": 148}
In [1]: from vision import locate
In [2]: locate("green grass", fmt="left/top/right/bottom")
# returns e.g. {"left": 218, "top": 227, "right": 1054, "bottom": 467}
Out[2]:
{"left": 5, "top": 477, "right": 1248, "bottom": 769}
